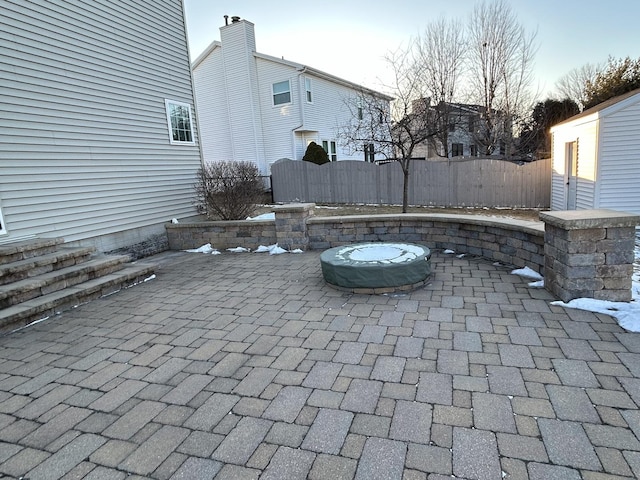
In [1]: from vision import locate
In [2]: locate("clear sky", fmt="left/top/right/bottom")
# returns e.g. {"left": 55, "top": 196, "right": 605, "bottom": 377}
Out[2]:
{"left": 183, "top": 0, "right": 640, "bottom": 99}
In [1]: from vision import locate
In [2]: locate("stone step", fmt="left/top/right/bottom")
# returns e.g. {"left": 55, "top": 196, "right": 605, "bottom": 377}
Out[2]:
{"left": 0, "top": 246, "right": 95, "bottom": 286}
{"left": 0, "top": 237, "right": 65, "bottom": 265}
{"left": 0, "top": 255, "right": 130, "bottom": 309}
{"left": 0, "top": 263, "right": 155, "bottom": 332}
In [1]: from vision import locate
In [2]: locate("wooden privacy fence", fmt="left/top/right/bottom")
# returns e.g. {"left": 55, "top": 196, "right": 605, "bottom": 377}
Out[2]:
{"left": 271, "top": 157, "right": 551, "bottom": 208}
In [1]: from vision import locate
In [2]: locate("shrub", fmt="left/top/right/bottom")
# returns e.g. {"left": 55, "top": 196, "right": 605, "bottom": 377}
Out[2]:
{"left": 193, "top": 161, "right": 264, "bottom": 220}
{"left": 302, "top": 141, "right": 330, "bottom": 165}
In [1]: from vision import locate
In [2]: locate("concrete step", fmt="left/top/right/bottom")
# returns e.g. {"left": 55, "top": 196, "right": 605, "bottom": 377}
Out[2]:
{"left": 0, "top": 246, "right": 95, "bottom": 286}
{"left": 0, "top": 263, "right": 155, "bottom": 333}
{"left": 0, "top": 255, "right": 130, "bottom": 309}
{"left": 0, "top": 237, "right": 65, "bottom": 265}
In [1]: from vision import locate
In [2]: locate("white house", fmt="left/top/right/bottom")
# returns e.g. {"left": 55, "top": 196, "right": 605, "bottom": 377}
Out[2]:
{"left": 192, "top": 16, "right": 393, "bottom": 174}
{"left": 550, "top": 88, "right": 640, "bottom": 215}
{"left": 412, "top": 100, "right": 510, "bottom": 159}
{"left": 0, "top": 0, "right": 203, "bottom": 251}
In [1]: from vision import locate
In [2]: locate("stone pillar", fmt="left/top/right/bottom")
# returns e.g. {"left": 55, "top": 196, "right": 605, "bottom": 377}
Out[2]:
{"left": 540, "top": 209, "right": 639, "bottom": 302}
{"left": 272, "top": 203, "right": 315, "bottom": 251}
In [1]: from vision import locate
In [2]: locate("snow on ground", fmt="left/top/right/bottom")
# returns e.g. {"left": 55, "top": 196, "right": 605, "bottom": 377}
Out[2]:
{"left": 548, "top": 232, "right": 640, "bottom": 332}
{"left": 185, "top": 243, "right": 295, "bottom": 255}
{"left": 511, "top": 233, "right": 640, "bottom": 332}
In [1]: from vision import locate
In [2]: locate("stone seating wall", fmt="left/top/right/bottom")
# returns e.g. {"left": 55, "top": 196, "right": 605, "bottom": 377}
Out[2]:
{"left": 165, "top": 203, "right": 639, "bottom": 302}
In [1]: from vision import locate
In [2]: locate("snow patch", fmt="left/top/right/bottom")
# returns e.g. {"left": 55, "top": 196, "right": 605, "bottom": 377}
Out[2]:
{"left": 246, "top": 212, "right": 275, "bottom": 221}
{"left": 227, "top": 246, "right": 251, "bottom": 253}
{"left": 336, "top": 243, "right": 426, "bottom": 264}
{"left": 511, "top": 266, "right": 543, "bottom": 281}
{"left": 184, "top": 243, "right": 220, "bottom": 254}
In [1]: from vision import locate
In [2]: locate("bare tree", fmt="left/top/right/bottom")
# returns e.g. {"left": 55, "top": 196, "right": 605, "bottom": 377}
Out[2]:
{"left": 414, "top": 17, "right": 467, "bottom": 157}
{"left": 338, "top": 47, "right": 446, "bottom": 212}
{"left": 555, "top": 62, "right": 603, "bottom": 111}
{"left": 467, "top": 0, "right": 537, "bottom": 156}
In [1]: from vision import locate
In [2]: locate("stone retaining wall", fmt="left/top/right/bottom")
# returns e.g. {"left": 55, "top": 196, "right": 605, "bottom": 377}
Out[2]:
{"left": 166, "top": 220, "right": 276, "bottom": 251}
{"left": 165, "top": 204, "right": 639, "bottom": 302}
{"left": 308, "top": 215, "right": 545, "bottom": 271}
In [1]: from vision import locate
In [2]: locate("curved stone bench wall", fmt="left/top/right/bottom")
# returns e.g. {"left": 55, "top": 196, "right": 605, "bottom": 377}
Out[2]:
{"left": 165, "top": 204, "right": 639, "bottom": 301}
{"left": 166, "top": 210, "right": 545, "bottom": 273}
{"left": 308, "top": 214, "right": 545, "bottom": 272}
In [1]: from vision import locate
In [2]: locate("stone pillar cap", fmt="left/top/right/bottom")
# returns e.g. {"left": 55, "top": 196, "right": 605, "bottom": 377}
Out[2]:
{"left": 539, "top": 209, "right": 640, "bottom": 229}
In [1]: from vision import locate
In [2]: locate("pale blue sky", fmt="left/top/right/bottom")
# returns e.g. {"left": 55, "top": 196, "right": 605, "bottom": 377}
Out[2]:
{"left": 184, "top": 0, "right": 640, "bottom": 98}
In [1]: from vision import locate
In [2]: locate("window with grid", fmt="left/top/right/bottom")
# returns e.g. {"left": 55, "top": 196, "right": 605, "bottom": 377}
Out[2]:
{"left": 165, "top": 100, "right": 194, "bottom": 144}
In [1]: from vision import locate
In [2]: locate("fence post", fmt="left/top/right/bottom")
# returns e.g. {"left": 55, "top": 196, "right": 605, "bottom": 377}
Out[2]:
{"left": 540, "top": 209, "right": 640, "bottom": 302}
{"left": 272, "top": 203, "right": 315, "bottom": 251}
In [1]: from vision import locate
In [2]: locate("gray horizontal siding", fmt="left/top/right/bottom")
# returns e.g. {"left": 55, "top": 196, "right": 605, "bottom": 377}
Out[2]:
{"left": 0, "top": 0, "right": 202, "bottom": 246}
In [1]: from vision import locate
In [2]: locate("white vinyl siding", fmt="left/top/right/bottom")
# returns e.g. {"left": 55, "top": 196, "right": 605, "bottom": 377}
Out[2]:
{"left": 596, "top": 100, "right": 640, "bottom": 214}
{"left": 551, "top": 93, "right": 640, "bottom": 215}
{"left": 192, "top": 44, "right": 234, "bottom": 165}
{"left": 0, "top": 0, "right": 202, "bottom": 247}
{"left": 550, "top": 115, "right": 597, "bottom": 211}
{"left": 192, "top": 20, "right": 390, "bottom": 174}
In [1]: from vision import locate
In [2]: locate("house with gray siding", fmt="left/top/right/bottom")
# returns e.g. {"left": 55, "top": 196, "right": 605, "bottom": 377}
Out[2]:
{"left": 192, "top": 16, "right": 392, "bottom": 174}
{"left": 0, "top": 0, "right": 203, "bottom": 251}
{"left": 550, "top": 88, "right": 640, "bottom": 215}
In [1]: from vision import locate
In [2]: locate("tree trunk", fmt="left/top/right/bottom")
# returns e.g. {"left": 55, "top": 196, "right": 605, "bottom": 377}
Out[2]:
{"left": 402, "top": 166, "right": 409, "bottom": 213}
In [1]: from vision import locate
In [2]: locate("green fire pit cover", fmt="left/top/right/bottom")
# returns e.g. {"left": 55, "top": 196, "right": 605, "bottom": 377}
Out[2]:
{"left": 320, "top": 242, "right": 431, "bottom": 290}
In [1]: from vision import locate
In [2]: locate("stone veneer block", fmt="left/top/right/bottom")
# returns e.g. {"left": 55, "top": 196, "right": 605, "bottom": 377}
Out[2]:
{"left": 273, "top": 203, "right": 315, "bottom": 251}
{"left": 540, "top": 209, "right": 640, "bottom": 303}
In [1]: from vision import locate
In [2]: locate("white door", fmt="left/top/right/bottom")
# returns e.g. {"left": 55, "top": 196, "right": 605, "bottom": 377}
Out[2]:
{"left": 565, "top": 141, "right": 578, "bottom": 210}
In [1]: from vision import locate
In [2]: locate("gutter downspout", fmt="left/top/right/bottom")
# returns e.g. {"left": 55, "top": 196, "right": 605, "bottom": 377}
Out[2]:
{"left": 291, "top": 69, "right": 306, "bottom": 159}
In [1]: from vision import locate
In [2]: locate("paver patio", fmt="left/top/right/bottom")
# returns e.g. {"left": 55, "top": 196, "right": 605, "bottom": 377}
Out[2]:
{"left": 0, "top": 250, "right": 639, "bottom": 479}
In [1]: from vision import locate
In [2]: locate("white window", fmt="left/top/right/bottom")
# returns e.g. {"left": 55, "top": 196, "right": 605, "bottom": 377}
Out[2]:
{"left": 0, "top": 203, "right": 6, "bottom": 235}
{"left": 322, "top": 140, "right": 337, "bottom": 162}
{"left": 273, "top": 80, "right": 291, "bottom": 105}
{"left": 305, "top": 78, "right": 312, "bottom": 103}
{"left": 165, "top": 100, "right": 194, "bottom": 144}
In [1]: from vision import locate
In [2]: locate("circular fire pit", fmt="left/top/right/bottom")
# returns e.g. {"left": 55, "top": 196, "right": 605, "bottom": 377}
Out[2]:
{"left": 320, "top": 242, "right": 431, "bottom": 293}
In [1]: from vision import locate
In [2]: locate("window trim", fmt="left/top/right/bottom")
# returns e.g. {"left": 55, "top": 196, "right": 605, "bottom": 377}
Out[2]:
{"left": 322, "top": 140, "right": 338, "bottom": 162}
{"left": 451, "top": 142, "right": 464, "bottom": 157}
{"left": 273, "top": 80, "right": 292, "bottom": 106}
{"left": 165, "top": 99, "right": 195, "bottom": 145}
{"left": 305, "top": 77, "right": 313, "bottom": 103}
{"left": 0, "top": 202, "right": 6, "bottom": 236}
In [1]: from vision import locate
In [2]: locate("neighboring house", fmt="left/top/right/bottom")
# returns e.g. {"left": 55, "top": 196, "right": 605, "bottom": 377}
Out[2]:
{"left": 412, "top": 100, "right": 510, "bottom": 159}
{"left": 192, "top": 16, "right": 393, "bottom": 174}
{"left": 0, "top": 0, "right": 202, "bottom": 251}
{"left": 550, "top": 88, "right": 640, "bottom": 215}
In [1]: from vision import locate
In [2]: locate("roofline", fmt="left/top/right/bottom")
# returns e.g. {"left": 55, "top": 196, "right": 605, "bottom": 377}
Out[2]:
{"left": 551, "top": 87, "right": 640, "bottom": 129}
{"left": 190, "top": 42, "right": 393, "bottom": 102}
{"left": 254, "top": 52, "right": 393, "bottom": 101}
{"left": 191, "top": 40, "right": 221, "bottom": 70}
